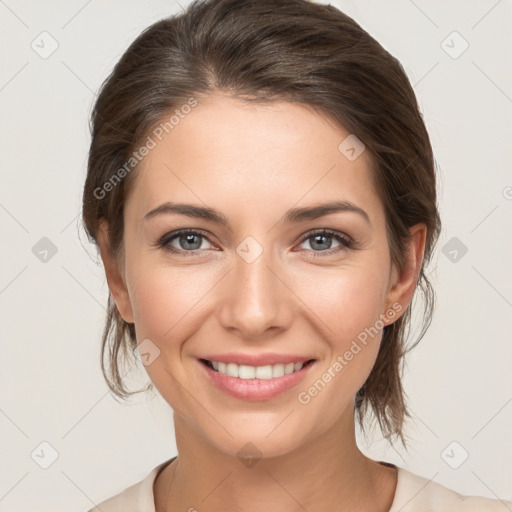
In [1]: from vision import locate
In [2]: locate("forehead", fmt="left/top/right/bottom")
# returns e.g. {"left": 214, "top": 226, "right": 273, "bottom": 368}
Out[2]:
{"left": 126, "top": 95, "right": 383, "bottom": 226}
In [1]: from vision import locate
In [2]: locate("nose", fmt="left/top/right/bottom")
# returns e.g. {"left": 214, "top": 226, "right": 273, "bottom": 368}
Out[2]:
{"left": 216, "top": 242, "right": 293, "bottom": 340}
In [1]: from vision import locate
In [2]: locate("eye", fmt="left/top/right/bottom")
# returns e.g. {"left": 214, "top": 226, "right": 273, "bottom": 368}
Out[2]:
{"left": 157, "top": 229, "right": 215, "bottom": 255}
{"left": 297, "top": 229, "right": 353, "bottom": 257}
{"left": 156, "top": 228, "right": 354, "bottom": 258}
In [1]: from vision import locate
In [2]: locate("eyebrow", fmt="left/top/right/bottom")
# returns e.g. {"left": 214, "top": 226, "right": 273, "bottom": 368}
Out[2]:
{"left": 143, "top": 200, "right": 371, "bottom": 226}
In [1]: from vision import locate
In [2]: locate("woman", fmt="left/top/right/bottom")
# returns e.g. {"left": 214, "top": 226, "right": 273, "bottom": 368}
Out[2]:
{"left": 82, "top": 0, "right": 511, "bottom": 510}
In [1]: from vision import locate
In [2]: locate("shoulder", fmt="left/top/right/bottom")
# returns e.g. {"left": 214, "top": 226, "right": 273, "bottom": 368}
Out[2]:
{"left": 87, "top": 479, "right": 143, "bottom": 512}
{"left": 392, "top": 467, "right": 512, "bottom": 512}
{"left": 85, "top": 457, "right": 176, "bottom": 512}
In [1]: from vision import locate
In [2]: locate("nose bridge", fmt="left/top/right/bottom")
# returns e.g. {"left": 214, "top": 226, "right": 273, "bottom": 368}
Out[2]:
{"left": 218, "top": 236, "right": 290, "bottom": 337}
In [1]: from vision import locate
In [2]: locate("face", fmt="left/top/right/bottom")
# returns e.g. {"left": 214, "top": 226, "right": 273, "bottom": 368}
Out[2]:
{"left": 100, "top": 94, "right": 424, "bottom": 459}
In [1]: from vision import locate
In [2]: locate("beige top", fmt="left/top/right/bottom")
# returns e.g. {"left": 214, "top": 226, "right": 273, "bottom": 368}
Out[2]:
{"left": 88, "top": 457, "right": 511, "bottom": 511}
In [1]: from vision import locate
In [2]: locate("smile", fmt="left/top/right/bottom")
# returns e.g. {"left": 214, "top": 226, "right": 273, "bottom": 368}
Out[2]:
{"left": 202, "top": 359, "right": 311, "bottom": 379}
{"left": 198, "top": 358, "right": 316, "bottom": 401}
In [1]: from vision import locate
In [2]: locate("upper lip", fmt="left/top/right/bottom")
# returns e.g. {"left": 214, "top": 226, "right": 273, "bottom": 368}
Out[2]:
{"left": 200, "top": 353, "right": 315, "bottom": 366}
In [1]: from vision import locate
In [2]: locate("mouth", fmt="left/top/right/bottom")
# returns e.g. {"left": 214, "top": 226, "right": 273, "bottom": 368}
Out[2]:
{"left": 199, "top": 358, "right": 316, "bottom": 379}
{"left": 197, "top": 357, "right": 317, "bottom": 401}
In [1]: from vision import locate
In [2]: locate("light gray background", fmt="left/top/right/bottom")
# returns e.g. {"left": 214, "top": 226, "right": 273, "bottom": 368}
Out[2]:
{"left": 0, "top": 0, "right": 511, "bottom": 510}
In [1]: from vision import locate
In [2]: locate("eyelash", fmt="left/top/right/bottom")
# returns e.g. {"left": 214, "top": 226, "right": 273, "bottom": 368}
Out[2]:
{"left": 156, "top": 228, "right": 354, "bottom": 258}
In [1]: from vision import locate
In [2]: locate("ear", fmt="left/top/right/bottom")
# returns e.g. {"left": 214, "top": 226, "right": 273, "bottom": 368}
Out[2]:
{"left": 97, "top": 220, "right": 134, "bottom": 324}
{"left": 382, "top": 223, "right": 427, "bottom": 324}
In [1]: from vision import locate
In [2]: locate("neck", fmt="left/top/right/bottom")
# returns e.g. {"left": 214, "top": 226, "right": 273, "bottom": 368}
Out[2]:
{"left": 154, "top": 406, "right": 397, "bottom": 512}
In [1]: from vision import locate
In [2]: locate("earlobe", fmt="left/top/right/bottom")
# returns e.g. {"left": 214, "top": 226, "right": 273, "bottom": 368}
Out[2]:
{"left": 97, "top": 220, "right": 135, "bottom": 324}
{"left": 383, "top": 223, "right": 427, "bottom": 324}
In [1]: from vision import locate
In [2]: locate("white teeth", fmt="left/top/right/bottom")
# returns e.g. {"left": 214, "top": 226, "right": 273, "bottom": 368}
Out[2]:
{"left": 238, "top": 365, "right": 256, "bottom": 379}
{"left": 255, "top": 365, "right": 273, "bottom": 379}
{"left": 273, "top": 363, "right": 285, "bottom": 378}
{"left": 208, "top": 360, "right": 307, "bottom": 379}
{"left": 226, "top": 363, "right": 238, "bottom": 377}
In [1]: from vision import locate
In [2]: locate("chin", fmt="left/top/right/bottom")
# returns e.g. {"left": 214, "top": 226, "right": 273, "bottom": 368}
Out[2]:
{"left": 196, "top": 409, "right": 321, "bottom": 462}
{"left": 211, "top": 430, "right": 307, "bottom": 463}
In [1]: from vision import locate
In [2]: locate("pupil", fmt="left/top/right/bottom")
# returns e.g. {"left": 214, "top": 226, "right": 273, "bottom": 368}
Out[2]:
{"left": 312, "top": 234, "right": 331, "bottom": 251}
{"left": 181, "top": 234, "right": 201, "bottom": 250}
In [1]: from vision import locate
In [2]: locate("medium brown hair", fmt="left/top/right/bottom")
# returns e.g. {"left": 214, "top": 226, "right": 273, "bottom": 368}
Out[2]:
{"left": 82, "top": 0, "right": 441, "bottom": 449}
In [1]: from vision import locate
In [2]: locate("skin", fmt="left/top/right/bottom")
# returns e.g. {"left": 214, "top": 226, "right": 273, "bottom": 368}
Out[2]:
{"left": 98, "top": 94, "right": 426, "bottom": 512}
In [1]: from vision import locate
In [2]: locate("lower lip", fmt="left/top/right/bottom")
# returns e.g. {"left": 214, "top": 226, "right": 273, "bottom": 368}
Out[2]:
{"left": 198, "top": 359, "right": 316, "bottom": 401}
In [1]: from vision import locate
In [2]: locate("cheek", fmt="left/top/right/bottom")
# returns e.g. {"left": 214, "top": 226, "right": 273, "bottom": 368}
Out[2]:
{"left": 295, "top": 262, "right": 388, "bottom": 337}
{"left": 127, "top": 264, "right": 215, "bottom": 341}
{"left": 125, "top": 264, "right": 216, "bottom": 396}
{"left": 290, "top": 261, "right": 389, "bottom": 392}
